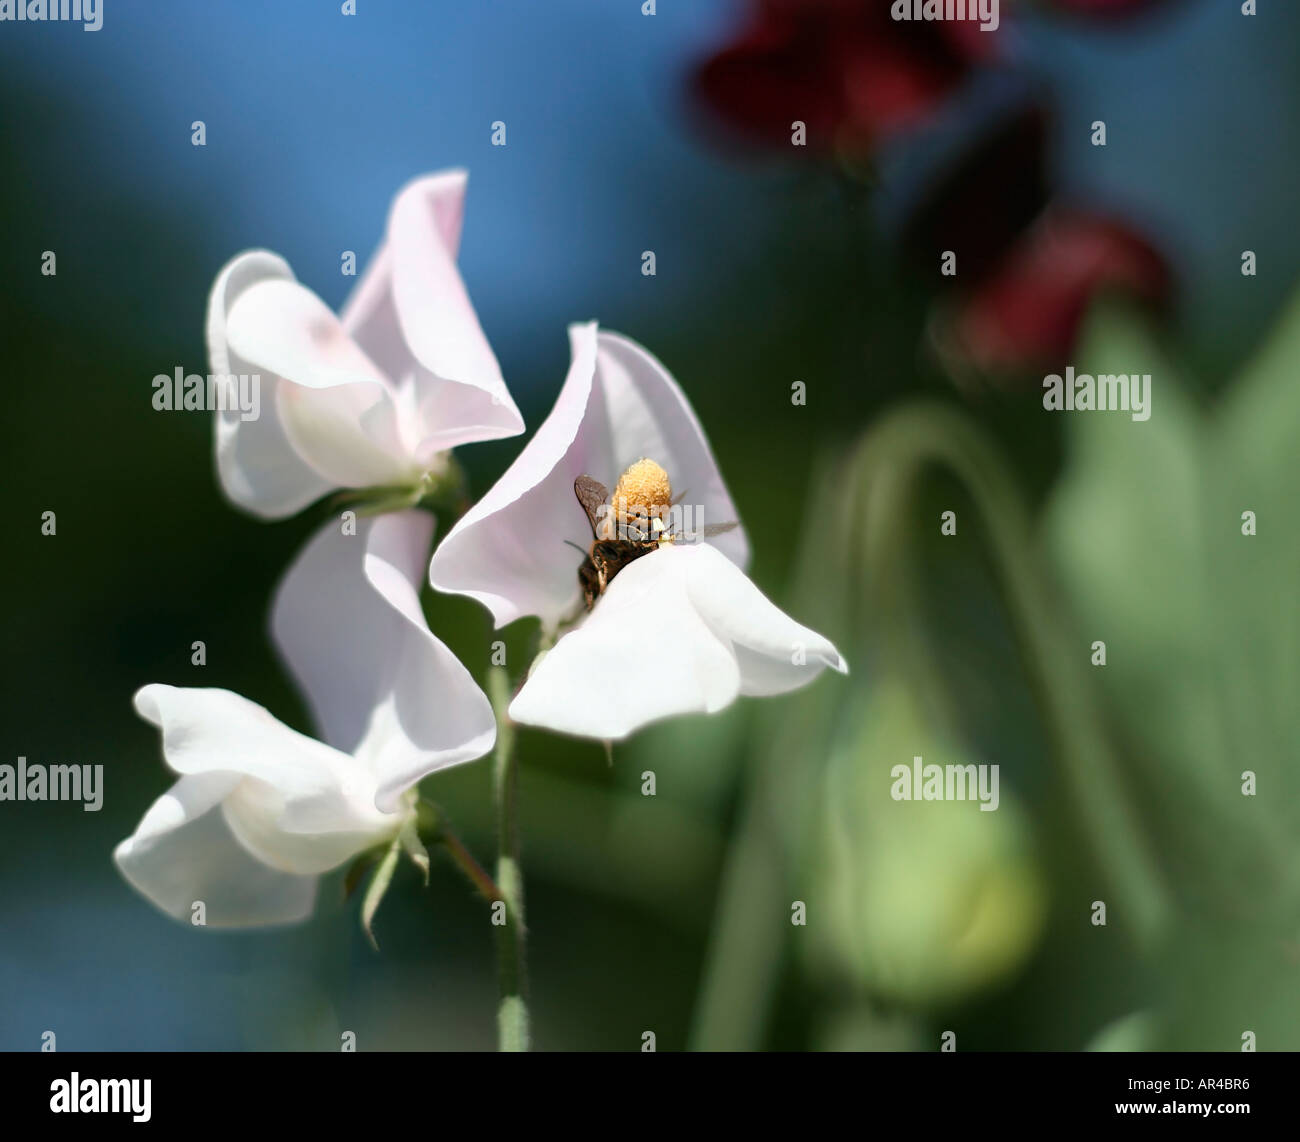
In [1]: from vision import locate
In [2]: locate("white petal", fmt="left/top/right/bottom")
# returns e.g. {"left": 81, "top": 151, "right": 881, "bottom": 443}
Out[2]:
{"left": 225, "top": 278, "right": 422, "bottom": 489}
{"left": 207, "top": 251, "right": 333, "bottom": 519}
{"left": 679, "top": 542, "right": 847, "bottom": 696}
{"left": 342, "top": 170, "right": 524, "bottom": 455}
{"left": 429, "top": 322, "right": 611, "bottom": 627}
{"left": 132, "top": 684, "right": 397, "bottom": 874}
{"left": 271, "top": 510, "right": 497, "bottom": 812}
{"left": 114, "top": 773, "right": 318, "bottom": 928}
{"left": 430, "top": 323, "right": 749, "bottom": 629}
{"left": 508, "top": 543, "right": 845, "bottom": 740}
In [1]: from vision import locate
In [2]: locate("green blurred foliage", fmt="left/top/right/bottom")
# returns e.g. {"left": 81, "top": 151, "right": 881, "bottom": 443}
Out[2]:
{"left": 1045, "top": 297, "right": 1300, "bottom": 1049}
{"left": 690, "top": 291, "right": 1300, "bottom": 1052}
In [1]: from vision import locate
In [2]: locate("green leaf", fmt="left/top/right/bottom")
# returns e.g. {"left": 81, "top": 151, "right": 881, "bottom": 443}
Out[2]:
{"left": 1045, "top": 297, "right": 1300, "bottom": 921}
{"left": 1046, "top": 304, "right": 1219, "bottom": 788}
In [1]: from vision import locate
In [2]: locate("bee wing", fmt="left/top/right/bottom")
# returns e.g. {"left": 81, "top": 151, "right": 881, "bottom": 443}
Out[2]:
{"left": 574, "top": 475, "right": 609, "bottom": 536}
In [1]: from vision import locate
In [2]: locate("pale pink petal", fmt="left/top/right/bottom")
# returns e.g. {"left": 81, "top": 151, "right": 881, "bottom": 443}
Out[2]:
{"left": 680, "top": 542, "right": 846, "bottom": 695}
{"left": 225, "top": 278, "right": 420, "bottom": 489}
{"left": 271, "top": 510, "right": 496, "bottom": 813}
{"left": 429, "top": 324, "right": 750, "bottom": 629}
{"left": 114, "top": 773, "right": 318, "bottom": 927}
{"left": 132, "top": 684, "right": 397, "bottom": 874}
{"left": 508, "top": 543, "right": 844, "bottom": 740}
{"left": 207, "top": 251, "right": 333, "bottom": 519}
{"left": 429, "top": 322, "right": 611, "bottom": 627}
{"left": 508, "top": 547, "right": 739, "bottom": 740}
{"left": 343, "top": 170, "right": 524, "bottom": 456}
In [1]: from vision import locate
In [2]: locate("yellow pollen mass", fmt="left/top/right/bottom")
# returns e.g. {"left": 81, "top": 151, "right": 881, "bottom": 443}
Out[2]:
{"left": 612, "top": 458, "right": 672, "bottom": 523}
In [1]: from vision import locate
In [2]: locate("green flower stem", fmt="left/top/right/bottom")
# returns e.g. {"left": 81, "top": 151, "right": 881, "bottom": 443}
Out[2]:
{"left": 489, "top": 664, "right": 530, "bottom": 1051}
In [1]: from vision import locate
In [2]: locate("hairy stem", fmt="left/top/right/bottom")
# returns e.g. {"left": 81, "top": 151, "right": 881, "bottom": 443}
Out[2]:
{"left": 489, "top": 664, "right": 530, "bottom": 1051}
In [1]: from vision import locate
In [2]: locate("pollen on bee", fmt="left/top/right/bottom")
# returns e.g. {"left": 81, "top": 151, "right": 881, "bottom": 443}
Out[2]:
{"left": 612, "top": 458, "right": 672, "bottom": 533}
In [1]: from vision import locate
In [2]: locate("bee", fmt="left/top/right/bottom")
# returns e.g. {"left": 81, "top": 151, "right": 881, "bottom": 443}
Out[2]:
{"left": 571, "top": 459, "right": 738, "bottom": 611}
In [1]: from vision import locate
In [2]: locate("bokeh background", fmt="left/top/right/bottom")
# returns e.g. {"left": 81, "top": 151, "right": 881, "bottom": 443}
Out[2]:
{"left": 3, "top": 0, "right": 1298, "bottom": 1050}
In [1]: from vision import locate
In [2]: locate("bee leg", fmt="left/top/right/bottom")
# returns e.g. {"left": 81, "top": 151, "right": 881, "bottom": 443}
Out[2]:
{"left": 592, "top": 547, "right": 612, "bottom": 597}
{"left": 578, "top": 559, "right": 600, "bottom": 611}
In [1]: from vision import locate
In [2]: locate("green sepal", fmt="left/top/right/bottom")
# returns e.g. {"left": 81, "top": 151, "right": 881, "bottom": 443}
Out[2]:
{"left": 361, "top": 835, "right": 402, "bottom": 952}
{"left": 399, "top": 815, "right": 431, "bottom": 886}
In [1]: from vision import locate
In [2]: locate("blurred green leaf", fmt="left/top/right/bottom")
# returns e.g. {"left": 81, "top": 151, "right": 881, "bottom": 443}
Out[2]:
{"left": 1046, "top": 300, "right": 1299, "bottom": 914}
{"left": 1046, "top": 296, "right": 1300, "bottom": 1046}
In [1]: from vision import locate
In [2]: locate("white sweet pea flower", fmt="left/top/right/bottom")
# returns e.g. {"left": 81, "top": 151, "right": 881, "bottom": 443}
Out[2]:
{"left": 115, "top": 511, "right": 496, "bottom": 927}
{"left": 208, "top": 170, "right": 523, "bottom": 519}
{"left": 429, "top": 322, "right": 846, "bottom": 740}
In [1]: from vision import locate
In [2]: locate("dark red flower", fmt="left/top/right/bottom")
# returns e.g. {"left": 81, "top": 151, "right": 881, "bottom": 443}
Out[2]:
{"left": 693, "top": 0, "right": 1177, "bottom": 382}
{"left": 694, "top": 0, "right": 990, "bottom": 154}
{"left": 935, "top": 206, "right": 1169, "bottom": 377}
